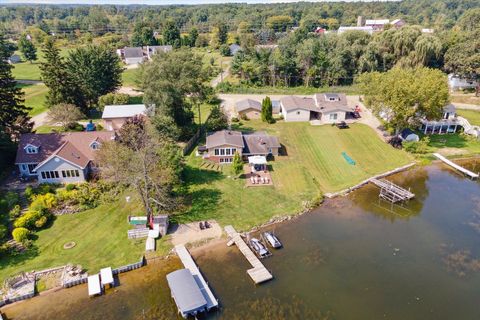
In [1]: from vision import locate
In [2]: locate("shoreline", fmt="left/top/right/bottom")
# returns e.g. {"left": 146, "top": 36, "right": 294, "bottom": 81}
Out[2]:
{"left": 2, "top": 156, "right": 479, "bottom": 309}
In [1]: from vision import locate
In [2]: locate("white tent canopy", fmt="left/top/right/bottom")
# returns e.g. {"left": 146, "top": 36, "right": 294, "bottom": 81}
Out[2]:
{"left": 248, "top": 156, "right": 267, "bottom": 165}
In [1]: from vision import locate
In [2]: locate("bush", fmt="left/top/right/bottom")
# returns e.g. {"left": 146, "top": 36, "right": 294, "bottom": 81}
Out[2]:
{"left": 402, "top": 137, "right": 430, "bottom": 154}
{"left": 231, "top": 117, "right": 239, "bottom": 122}
{"left": 25, "top": 184, "right": 59, "bottom": 199}
{"left": 9, "top": 205, "right": 22, "bottom": 219}
{"left": 66, "top": 184, "right": 77, "bottom": 191}
{"left": 34, "top": 216, "right": 48, "bottom": 228}
{"left": 0, "top": 224, "right": 7, "bottom": 239}
{"left": 12, "top": 227, "right": 30, "bottom": 243}
{"left": 206, "top": 105, "right": 228, "bottom": 132}
{"left": 219, "top": 44, "right": 231, "bottom": 56}
{"left": 240, "top": 113, "right": 249, "bottom": 120}
{"left": 14, "top": 209, "right": 43, "bottom": 229}
{"left": 215, "top": 81, "right": 233, "bottom": 93}
{"left": 30, "top": 193, "right": 57, "bottom": 211}
{"left": 98, "top": 92, "right": 130, "bottom": 111}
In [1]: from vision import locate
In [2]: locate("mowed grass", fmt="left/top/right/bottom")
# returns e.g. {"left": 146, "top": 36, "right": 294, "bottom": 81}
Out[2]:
{"left": 11, "top": 48, "right": 71, "bottom": 81}
{"left": 0, "top": 193, "right": 148, "bottom": 282}
{"left": 21, "top": 83, "right": 49, "bottom": 116}
{"left": 178, "top": 121, "right": 412, "bottom": 230}
{"left": 122, "top": 67, "right": 140, "bottom": 87}
{"left": 457, "top": 109, "right": 480, "bottom": 126}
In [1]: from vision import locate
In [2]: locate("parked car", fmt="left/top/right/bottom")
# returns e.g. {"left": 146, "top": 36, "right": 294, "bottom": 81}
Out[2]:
{"left": 336, "top": 121, "right": 349, "bottom": 129}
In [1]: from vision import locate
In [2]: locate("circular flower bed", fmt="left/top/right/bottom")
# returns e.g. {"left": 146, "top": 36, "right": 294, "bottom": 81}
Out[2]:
{"left": 63, "top": 241, "right": 76, "bottom": 250}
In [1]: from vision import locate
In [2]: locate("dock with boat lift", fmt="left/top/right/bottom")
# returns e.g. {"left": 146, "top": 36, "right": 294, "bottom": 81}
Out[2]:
{"left": 224, "top": 225, "right": 273, "bottom": 284}
{"left": 174, "top": 245, "right": 219, "bottom": 311}
{"left": 370, "top": 178, "right": 415, "bottom": 203}
{"left": 433, "top": 153, "right": 479, "bottom": 179}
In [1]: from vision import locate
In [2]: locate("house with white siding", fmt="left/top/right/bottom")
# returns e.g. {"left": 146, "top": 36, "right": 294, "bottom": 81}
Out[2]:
{"left": 15, "top": 132, "right": 115, "bottom": 183}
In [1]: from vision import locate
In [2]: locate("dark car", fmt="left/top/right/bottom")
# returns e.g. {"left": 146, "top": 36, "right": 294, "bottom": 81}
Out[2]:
{"left": 352, "top": 111, "right": 361, "bottom": 119}
{"left": 336, "top": 121, "right": 349, "bottom": 129}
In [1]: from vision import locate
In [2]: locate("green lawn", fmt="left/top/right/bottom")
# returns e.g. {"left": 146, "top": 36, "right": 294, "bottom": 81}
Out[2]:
{"left": 426, "top": 133, "right": 480, "bottom": 155}
{"left": 457, "top": 109, "right": 480, "bottom": 126}
{"left": 21, "top": 83, "right": 48, "bottom": 116}
{"left": 217, "top": 83, "right": 361, "bottom": 95}
{"left": 176, "top": 121, "right": 412, "bottom": 230}
{"left": 11, "top": 48, "right": 71, "bottom": 81}
{"left": 0, "top": 193, "right": 155, "bottom": 283}
{"left": 122, "top": 68, "right": 140, "bottom": 87}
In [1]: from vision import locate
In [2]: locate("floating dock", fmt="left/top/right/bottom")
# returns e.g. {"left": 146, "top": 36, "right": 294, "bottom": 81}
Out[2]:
{"left": 433, "top": 153, "right": 479, "bottom": 179}
{"left": 87, "top": 274, "right": 101, "bottom": 297}
{"left": 100, "top": 267, "right": 114, "bottom": 288}
{"left": 175, "top": 245, "right": 219, "bottom": 311}
{"left": 224, "top": 225, "right": 273, "bottom": 284}
{"left": 371, "top": 178, "right": 415, "bottom": 203}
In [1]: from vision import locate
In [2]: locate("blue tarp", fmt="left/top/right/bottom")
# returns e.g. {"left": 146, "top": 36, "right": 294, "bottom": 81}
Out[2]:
{"left": 342, "top": 152, "right": 356, "bottom": 165}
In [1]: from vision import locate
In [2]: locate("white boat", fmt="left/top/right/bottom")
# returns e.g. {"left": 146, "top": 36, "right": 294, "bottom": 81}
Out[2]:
{"left": 249, "top": 238, "right": 270, "bottom": 257}
{"left": 263, "top": 232, "right": 282, "bottom": 248}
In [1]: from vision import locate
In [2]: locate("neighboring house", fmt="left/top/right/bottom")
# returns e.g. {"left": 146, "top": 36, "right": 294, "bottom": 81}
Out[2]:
{"left": 15, "top": 131, "right": 115, "bottom": 183}
{"left": 205, "top": 130, "right": 280, "bottom": 164}
{"left": 123, "top": 47, "right": 145, "bottom": 65}
{"left": 390, "top": 19, "right": 406, "bottom": 29}
{"left": 102, "top": 104, "right": 147, "bottom": 131}
{"left": 399, "top": 128, "right": 419, "bottom": 142}
{"left": 420, "top": 104, "right": 463, "bottom": 135}
{"left": 280, "top": 93, "right": 353, "bottom": 123}
{"left": 229, "top": 44, "right": 242, "bottom": 56}
{"left": 443, "top": 104, "right": 456, "bottom": 119}
{"left": 338, "top": 26, "right": 374, "bottom": 35}
{"left": 365, "top": 19, "right": 390, "bottom": 31}
{"left": 448, "top": 74, "right": 478, "bottom": 91}
{"left": 235, "top": 99, "right": 262, "bottom": 119}
{"left": 271, "top": 100, "right": 281, "bottom": 114}
{"left": 146, "top": 45, "right": 173, "bottom": 59}
{"left": 8, "top": 54, "right": 21, "bottom": 64}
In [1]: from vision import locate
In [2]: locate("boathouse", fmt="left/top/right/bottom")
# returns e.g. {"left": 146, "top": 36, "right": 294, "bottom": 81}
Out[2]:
{"left": 166, "top": 269, "right": 208, "bottom": 319}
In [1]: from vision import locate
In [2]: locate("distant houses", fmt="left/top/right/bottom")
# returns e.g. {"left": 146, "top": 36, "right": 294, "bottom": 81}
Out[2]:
{"left": 280, "top": 93, "right": 354, "bottom": 123}
{"left": 117, "top": 45, "right": 173, "bottom": 65}
{"left": 448, "top": 74, "right": 478, "bottom": 91}
{"left": 338, "top": 16, "right": 407, "bottom": 34}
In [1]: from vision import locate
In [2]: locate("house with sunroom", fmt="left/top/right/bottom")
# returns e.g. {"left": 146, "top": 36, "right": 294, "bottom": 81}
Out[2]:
{"left": 15, "top": 131, "right": 115, "bottom": 183}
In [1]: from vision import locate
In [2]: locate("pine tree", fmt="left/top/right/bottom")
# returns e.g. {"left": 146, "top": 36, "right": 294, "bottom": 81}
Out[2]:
{"left": 261, "top": 96, "right": 273, "bottom": 123}
{"left": 40, "top": 37, "right": 76, "bottom": 107}
{"left": 0, "top": 36, "right": 32, "bottom": 140}
{"left": 232, "top": 151, "right": 243, "bottom": 175}
{"left": 18, "top": 34, "right": 37, "bottom": 63}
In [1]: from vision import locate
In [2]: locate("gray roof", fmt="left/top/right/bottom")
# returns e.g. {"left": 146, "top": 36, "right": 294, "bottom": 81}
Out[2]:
{"left": 243, "top": 132, "right": 281, "bottom": 155}
{"left": 206, "top": 130, "right": 244, "bottom": 149}
{"left": 102, "top": 104, "right": 147, "bottom": 119}
{"left": 280, "top": 96, "right": 317, "bottom": 112}
{"left": 229, "top": 44, "right": 242, "bottom": 55}
{"left": 314, "top": 93, "right": 353, "bottom": 112}
{"left": 444, "top": 104, "right": 456, "bottom": 113}
{"left": 124, "top": 47, "right": 144, "bottom": 58}
{"left": 148, "top": 45, "right": 173, "bottom": 54}
{"left": 235, "top": 99, "right": 262, "bottom": 113}
{"left": 166, "top": 269, "right": 207, "bottom": 315}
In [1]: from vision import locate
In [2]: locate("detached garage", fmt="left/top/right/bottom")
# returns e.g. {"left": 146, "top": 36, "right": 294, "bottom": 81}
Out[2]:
{"left": 235, "top": 99, "right": 262, "bottom": 119}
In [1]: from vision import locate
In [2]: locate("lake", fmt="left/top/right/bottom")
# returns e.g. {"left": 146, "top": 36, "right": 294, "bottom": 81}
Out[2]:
{"left": 3, "top": 160, "right": 480, "bottom": 320}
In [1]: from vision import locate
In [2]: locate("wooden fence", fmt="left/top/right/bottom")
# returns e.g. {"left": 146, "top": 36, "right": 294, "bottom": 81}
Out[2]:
{"left": 182, "top": 113, "right": 213, "bottom": 156}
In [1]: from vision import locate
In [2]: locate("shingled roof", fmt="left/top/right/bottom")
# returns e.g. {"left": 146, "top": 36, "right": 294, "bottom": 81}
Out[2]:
{"left": 280, "top": 96, "right": 317, "bottom": 112}
{"left": 314, "top": 93, "right": 353, "bottom": 112}
{"left": 243, "top": 132, "right": 281, "bottom": 155}
{"left": 15, "top": 132, "right": 115, "bottom": 169}
{"left": 206, "top": 130, "right": 245, "bottom": 149}
{"left": 235, "top": 99, "right": 262, "bottom": 112}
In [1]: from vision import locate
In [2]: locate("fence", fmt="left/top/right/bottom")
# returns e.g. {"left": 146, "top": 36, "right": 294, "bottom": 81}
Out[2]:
{"left": 183, "top": 127, "right": 204, "bottom": 156}
{"left": 62, "top": 276, "right": 88, "bottom": 288}
{"left": 112, "top": 256, "right": 145, "bottom": 275}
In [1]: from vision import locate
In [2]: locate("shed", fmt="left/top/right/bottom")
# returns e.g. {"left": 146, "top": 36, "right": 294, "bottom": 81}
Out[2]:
{"left": 400, "top": 128, "right": 419, "bottom": 142}
{"left": 166, "top": 269, "right": 208, "bottom": 318}
{"left": 100, "top": 267, "right": 114, "bottom": 288}
{"left": 152, "top": 215, "right": 169, "bottom": 236}
{"left": 235, "top": 99, "right": 262, "bottom": 119}
{"left": 87, "top": 274, "right": 101, "bottom": 297}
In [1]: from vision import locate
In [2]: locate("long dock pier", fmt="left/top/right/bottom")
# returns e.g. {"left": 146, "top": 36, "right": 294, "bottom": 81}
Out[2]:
{"left": 174, "top": 245, "right": 219, "bottom": 311}
{"left": 433, "top": 153, "right": 479, "bottom": 179}
{"left": 224, "top": 225, "right": 273, "bottom": 284}
{"left": 370, "top": 178, "right": 415, "bottom": 203}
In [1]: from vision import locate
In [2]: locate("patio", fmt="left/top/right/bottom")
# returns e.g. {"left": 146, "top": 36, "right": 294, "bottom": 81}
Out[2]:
{"left": 244, "top": 156, "right": 273, "bottom": 187}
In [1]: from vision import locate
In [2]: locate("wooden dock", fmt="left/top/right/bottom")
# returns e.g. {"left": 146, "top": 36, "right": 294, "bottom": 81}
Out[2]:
{"left": 433, "top": 153, "right": 479, "bottom": 179}
{"left": 175, "top": 245, "right": 219, "bottom": 311}
{"left": 224, "top": 225, "right": 273, "bottom": 284}
{"left": 370, "top": 178, "right": 415, "bottom": 203}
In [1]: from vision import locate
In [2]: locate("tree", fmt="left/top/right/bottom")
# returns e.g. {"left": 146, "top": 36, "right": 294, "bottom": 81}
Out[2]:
{"left": 219, "top": 44, "right": 231, "bottom": 57}
{"left": 206, "top": 105, "right": 228, "bottom": 131}
{"left": 12, "top": 227, "right": 30, "bottom": 243}
{"left": 96, "top": 117, "right": 182, "bottom": 216}
{"left": 232, "top": 151, "right": 243, "bottom": 175}
{"left": 0, "top": 36, "right": 32, "bottom": 139}
{"left": 139, "top": 49, "right": 209, "bottom": 132}
{"left": 266, "top": 15, "right": 293, "bottom": 32}
{"left": 98, "top": 92, "right": 130, "bottom": 111}
{"left": 261, "top": 96, "right": 274, "bottom": 123}
{"left": 131, "top": 23, "right": 157, "bottom": 47}
{"left": 18, "top": 34, "right": 37, "bottom": 63}
{"left": 217, "top": 23, "right": 228, "bottom": 45}
{"left": 162, "top": 20, "right": 180, "bottom": 47}
{"left": 357, "top": 67, "right": 449, "bottom": 133}
{"left": 65, "top": 45, "right": 123, "bottom": 112}
{"left": 188, "top": 27, "right": 199, "bottom": 47}
{"left": 47, "top": 103, "right": 84, "bottom": 129}
{"left": 40, "top": 37, "right": 77, "bottom": 107}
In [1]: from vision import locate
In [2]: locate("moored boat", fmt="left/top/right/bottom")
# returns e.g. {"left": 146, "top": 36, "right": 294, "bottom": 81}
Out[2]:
{"left": 249, "top": 238, "right": 270, "bottom": 257}
{"left": 263, "top": 232, "right": 282, "bottom": 248}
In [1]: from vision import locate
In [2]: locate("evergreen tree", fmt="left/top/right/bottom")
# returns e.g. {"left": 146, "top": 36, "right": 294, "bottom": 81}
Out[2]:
{"left": 40, "top": 37, "right": 77, "bottom": 107}
{"left": 188, "top": 27, "right": 199, "bottom": 47}
{"left": 18, "top": 34, "right": 37, "bottom": 63}
{"left": 217, "top": 23, "right": 228, "bottom": 45}
{"left": 261, "top": 96, "right": 273, "bottom": 123}
{"left": 163, "top": 20, "right": 180, "bottom": 47}
{"left": 131, "top": 23, "right": 157, "bottom": 47}
{"left": 0, "top": 36, "right": 32, "bottom": 140}
{"left": 232, "top": 151, "right": 243, "bottom": 175}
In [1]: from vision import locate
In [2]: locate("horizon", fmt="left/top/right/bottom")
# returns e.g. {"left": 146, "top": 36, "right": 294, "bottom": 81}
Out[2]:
{"left": 2, "top": 0, "right": 398, "bottom": 5}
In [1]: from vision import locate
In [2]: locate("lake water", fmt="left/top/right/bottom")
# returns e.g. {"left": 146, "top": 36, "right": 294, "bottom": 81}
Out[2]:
{"left": 3, "top": 160, "right": 480, "bottom": 320}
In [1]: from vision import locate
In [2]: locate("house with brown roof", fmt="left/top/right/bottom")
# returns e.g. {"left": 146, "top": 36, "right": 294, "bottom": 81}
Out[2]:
{"left": 280, "top": 93, "right": 353, "bottom": 123}
{"left": 15, "top": 131, "right": 115, "bottom": 183}
{"left": 235, "top": 99, "right": 262, "bottom": 119}
{"left": 205, "top": 130, "right": 280, "bottom": 164}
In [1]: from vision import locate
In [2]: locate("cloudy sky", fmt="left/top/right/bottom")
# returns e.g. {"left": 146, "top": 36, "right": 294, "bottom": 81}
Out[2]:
{"left": 2, "top": 0, "right": 388, "bottom": 5}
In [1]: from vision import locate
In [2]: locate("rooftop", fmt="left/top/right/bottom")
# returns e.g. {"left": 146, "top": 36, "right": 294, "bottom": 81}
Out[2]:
{"left": 102, "top": 104, "right": 147, "bottom": 119}
{"left": 166, "top": 269, "right": 207, "bottom": 315}
{"left": 123, "top": 47, "right": 144, "bottom": 58}
{"left": 235, "top": 99, "right": 262, "bottom": 112}
{"left": 280, "top": 96, "right": 317, "bottom": 112}
{"left": 206, "top": 130, "right": 244, "bottom": 149}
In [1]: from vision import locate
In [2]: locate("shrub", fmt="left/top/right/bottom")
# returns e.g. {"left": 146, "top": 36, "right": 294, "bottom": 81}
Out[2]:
{"left": 98, "top": 92, "right": 130, "bottom": 111}
{"left": 9, "top": 205, "right": 22, "bottom": 219}
{"left": 30, "top": 193, "right": 57, "bottom": 211}
{"left": 231, "top": 117, "right": 239, "bottom": 122}
{"left": 0, "top": 224, "right": 7, "bottom": 239}
{"left": 240, "top": 113, "right": 249, "bottom": 120}
{"left": 25, "top": 184, "right": 59, "bottom": 199}
{"left": 65, "top": 184, "right": 76, "bottom": 191}
{"left": 232, "top": 151, "right": 244, "bottom": 175}
{"left": 34, "top": 216, "right": 48, "bottom": 228}
{"left": 219, "top": 44, "right": 231, "bottom": 56}
{"left": 12, "top": 227, "right": 30, "bottom": 243}
{"left": 14, "top": 209, "right": 43, "bottom": 229}
{"left": 402, "top": 137, "right": 430, "bottom": 154}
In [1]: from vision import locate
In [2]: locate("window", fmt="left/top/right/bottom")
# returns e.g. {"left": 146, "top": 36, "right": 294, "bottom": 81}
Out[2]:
{"left": 226, "top": 149, "right": 231, "bottom": 155}
{"left": 329, "top": 113, "right": 338, "bottom": 120}
{"left": 21, "top": 164, "right": 27, "bottom": 171}
{"left": 297, "top": 111, "right": 301, "bottom": 115}
{"left": 28, "top": 164, "right": 37, "bottom": 173}
{"left": 219, "top": 158, "right": 224, "bottom": 163}
{"left": 62, "top": 171, "right": 66, "bottom": 178}
{"left": 220, "top": 149, "right": 225, "bottom": 155}
{"left": 41, "top": 170, "right": 60, "bottom": 179}
{"left": 231, "top": 148, "right": 236, "bottom": 155}
{"left": 41, "top": 172, "right": 46, "bottom": 179}
{"left": 25, "top": 146, "right": 38, "bottom": 154}
{"left": 214, "top": 149, "right": 219, "bottom": 156}
{"left": 90, "top": 142, "right": 100, "bottom": 150}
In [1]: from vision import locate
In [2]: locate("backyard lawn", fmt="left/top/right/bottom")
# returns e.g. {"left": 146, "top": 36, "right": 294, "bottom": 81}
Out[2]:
{"left": 0, "top": 193, "right": 159, "bottom": 283}
{"left": 178, "top": 121, "right": 412, "bottom": 230}
{"left": 457, "top": 109, "right": 480, "bottom": 126}
{"left": 122, "top": 68, "right": 139, "bottom": 87}
{"left": 21, "top": 83, "right": 48, "bottom": 116}
{"left": 11, "top": 48, "right": 71, "bottom": 81}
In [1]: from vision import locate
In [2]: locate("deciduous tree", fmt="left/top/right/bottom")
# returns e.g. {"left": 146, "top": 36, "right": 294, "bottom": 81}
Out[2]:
{"left": 47, "top": 103, "right": 84, "bottom": 129}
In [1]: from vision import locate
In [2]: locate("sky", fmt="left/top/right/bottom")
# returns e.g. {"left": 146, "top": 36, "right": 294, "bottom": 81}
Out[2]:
{"left": 1, "top": 0, "right": 391, "bottom": 5}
